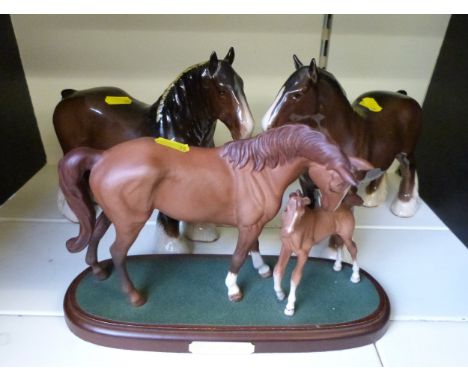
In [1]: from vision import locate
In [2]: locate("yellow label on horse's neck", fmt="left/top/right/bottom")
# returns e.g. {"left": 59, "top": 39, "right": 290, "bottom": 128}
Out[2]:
{"left": 155, "top": 137, "right": 190, "bottom": 153}
{"left": 105, "top": 96, "right": 132, "bottom": 105}
{"left": 358, "top": 97, "right": 383, "bottom": 112}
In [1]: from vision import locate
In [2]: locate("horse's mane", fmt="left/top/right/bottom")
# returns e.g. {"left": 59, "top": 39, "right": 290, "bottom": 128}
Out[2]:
{"left": 153, "top": 61, "right": 207, "bottom": 123}
{"left": 221, "top": 124, "right": 350, "bottom": 171}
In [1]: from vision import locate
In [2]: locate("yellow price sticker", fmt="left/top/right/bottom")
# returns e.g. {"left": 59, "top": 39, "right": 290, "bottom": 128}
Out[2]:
{"left": 105, "top": 96, "right": 132, "bottom": 105}
{"left": 358, "top": 97, "right": 383, "bottom": 112}
{"left": 155, "top": 137, "right": 190, "bottom": 153}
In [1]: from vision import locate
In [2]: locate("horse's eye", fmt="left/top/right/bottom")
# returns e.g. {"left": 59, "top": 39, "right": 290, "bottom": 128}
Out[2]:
{"left": 291, "top": 92, "right": 302, "bottom": 100}
{"left": 219, "top": 90, "right": 226, "bottom": 96}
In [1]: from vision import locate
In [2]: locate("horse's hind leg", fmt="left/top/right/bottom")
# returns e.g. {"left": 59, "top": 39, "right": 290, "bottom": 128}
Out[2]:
{"left": 273, "top": 245, "right": 292, "bottom": 301}
{"left": 155, "top": 213, "right": 190, "bottom": 253}
{"left": 391, "top": 153, "right": 420, "bottom": 217}
{"left": 85, "top": 212, "right": 111, "bottom": 280}
{"left": 343, "top": 238, "right": 360, "bottom": 283}
{"left": 285, "top": 250, "right": 308, "bottom": 316}
{"left": 110, "top": 221, "right": 148, "bottom": 307}
{"left": 362, "top": 173, "right": 388, "bottom": 208}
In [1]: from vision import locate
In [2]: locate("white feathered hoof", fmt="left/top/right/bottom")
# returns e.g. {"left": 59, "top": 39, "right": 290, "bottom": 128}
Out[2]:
{"left": 390, "top": 196, "right": 421, "bottom": 218}
{"left": 184, "top": 223, "right": 220, "bottom": 242}
{"left": 350, "top": 272, "right": 361, "bottom": 284}
{"left": 154, "top": 223, "right": 192, "bottom": 254}
{"left": 57, "top": 189, "right": 79, "bottom": 223}
{"left": 257, "top": 264, "right": 272, "bottom": 278}
{"left": 284, "top": 306, "right": 295, "bottom": 316}
{"left": 275, "top": 290, "right": 286, "bottom": 301}
{"left": 333, "top": 262, "right": 342, "bottom": 272}
{"left": 361, "top": 177, "right": 388, "bottom": 208}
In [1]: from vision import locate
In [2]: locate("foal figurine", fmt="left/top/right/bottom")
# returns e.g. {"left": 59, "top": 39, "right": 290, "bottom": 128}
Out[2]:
{"left": 273, "top": 191, "right": 361, "bottom": 316}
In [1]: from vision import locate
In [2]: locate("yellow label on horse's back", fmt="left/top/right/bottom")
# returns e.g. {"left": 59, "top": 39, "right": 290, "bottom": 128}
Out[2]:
{"left": 358, "top": 97, "right": 383, "bottom": 112}
{"left": 155, "top": 137, "right": 190, "bottom": 153}
{"left": 105, "top": 96, "right": 132, "bottom": 105}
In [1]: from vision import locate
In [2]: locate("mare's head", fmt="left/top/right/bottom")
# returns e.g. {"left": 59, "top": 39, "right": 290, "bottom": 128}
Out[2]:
{"left": 201, "top": 47, "right": 254, "bottom": 140}
{"left": 261, "top": 55, "right": 348, "bottom": 131}
{"left": 282, "top": 190, "right": 311, "bottom": 234}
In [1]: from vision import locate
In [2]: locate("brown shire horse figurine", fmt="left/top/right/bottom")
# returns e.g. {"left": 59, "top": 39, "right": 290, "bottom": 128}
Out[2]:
{"left": 262, "top": 56, "right": 422, "bottom": 218}
{"left": 53, "top": 47, "right": 254, "bottom": 251}
{"left": 59, "top": 124, "right": 372, "bottom": 306}
{"left": 274, "top": 190, "right": 363, "bottom": 316}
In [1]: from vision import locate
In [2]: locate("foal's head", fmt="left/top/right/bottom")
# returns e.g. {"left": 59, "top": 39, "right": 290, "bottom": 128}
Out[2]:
{"left": 282, "top": 190, "right": 311, "bottom": 234}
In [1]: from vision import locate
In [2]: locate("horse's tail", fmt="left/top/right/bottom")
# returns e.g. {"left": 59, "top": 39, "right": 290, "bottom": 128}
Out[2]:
{"left": 61, "top": 89, "right": 77, "bottom": 99}
{"left": 397, "top": 89, "right": 408, "bottom": 96}
{"left": 58, "top": 147, "right": 102, "bottom": 253}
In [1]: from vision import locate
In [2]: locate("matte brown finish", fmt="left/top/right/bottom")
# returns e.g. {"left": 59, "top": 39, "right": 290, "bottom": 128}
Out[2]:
{"left": 265, "top": 57, "right": 422, "bottom": 210}
{"left": 53, "top": 48, "right": 253, "bottom": 239}
{"left": 58, "top": 124, "right": 372, "bottom": 306}
{"left": 64, "top": 256, "right": 390, "bottom": 353}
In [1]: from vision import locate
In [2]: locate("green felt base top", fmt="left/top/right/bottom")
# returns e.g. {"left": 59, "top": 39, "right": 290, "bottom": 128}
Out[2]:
{"left": 74, "top": 255, "right": 381, "bottom": 327}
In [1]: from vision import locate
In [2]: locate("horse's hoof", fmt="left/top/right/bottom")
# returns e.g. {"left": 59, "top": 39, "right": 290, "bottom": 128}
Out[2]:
{"left": 228, "top": 291, "right": 243, "bottom": 302}
{"left": 390, "top": 197, "right": 421, "bottom": 218}
{"left": 57, "top": 190, "right": 79, "bottom": 223}
{"left": 130, "top": 292, "right": 147, "bottom": 307}
{"left": 184, "top": 223, "right": 219, "bottom": 242}
{"left": 93, "top": 266, "right": 110, "bottom": 281}
{"left": 258, "top": 264, "right": 272, "bottom": 278}
{"left": 333, "top": 263, "right": 342, "bottom": 272}
{"left": 284, "top": 307, "right": 295, "bottom": 316}
{"left": 350, "top": 273, "right": 361, "bottom": 283}
{"left": 275, "top": 290, "right": 286, "bottom": 301}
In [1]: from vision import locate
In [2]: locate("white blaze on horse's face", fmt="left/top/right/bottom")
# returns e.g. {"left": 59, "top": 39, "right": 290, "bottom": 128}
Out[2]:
{"left": 234, "top": 85, "right": 254, "bottom": 139}
{"left": 262, "top": 86, "right": 285, "bottom": 131}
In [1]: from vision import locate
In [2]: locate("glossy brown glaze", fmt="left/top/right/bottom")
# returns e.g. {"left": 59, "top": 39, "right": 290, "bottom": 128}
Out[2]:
{"left": 263, "top": 57, "right": 422, "bottom": 216}
{"left": 53, "top": 47, "right": 254, "bottom": 238}
{"left": 58, "top": 124, "right": 372, "bottom": 306}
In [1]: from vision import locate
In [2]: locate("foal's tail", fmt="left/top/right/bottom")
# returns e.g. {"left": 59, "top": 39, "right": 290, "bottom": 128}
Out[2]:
{"left": 58, "top": 147, "right": 102, "bottom": 253}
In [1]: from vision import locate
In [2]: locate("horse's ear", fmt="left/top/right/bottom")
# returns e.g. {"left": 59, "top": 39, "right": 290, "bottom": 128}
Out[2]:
{"left": 309, "top": 58, "right": 318, "bottom": 84}
{"left": 208, "top": 51, "right": 218, "bottom": 76}
{"left": 224, "top": 47, "right": 235, "bottom": 66}
{"left": 293, "top": 54, "right": 303, "bottom": 70}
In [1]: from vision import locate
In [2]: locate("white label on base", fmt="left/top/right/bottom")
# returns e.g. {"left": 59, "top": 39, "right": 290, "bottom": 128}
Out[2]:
{"left": 189, "top": 341, "right": 255, "bottom": 354}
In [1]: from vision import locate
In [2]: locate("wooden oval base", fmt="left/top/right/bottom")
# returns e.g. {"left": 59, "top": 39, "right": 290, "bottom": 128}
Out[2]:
{"left": 64, "top": 255, "right": 390, "bottom": 353}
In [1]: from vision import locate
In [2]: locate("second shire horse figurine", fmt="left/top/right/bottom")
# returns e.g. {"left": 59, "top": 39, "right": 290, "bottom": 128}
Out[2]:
{"left": 59, "top": 124, "right": 372, "bottom": 306}
{"left": 273, "top": 190, "right": 363, "bottom": 316}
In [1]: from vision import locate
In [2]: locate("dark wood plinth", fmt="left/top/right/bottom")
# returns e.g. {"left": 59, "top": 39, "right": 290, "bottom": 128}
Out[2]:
{"left": 64, "top": 255, "right": 390, "bottom": 353}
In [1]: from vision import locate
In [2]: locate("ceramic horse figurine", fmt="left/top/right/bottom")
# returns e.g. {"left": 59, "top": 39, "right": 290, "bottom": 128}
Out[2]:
{"left": 58, "top": 124, "right": 372, "bottom": 306}
{"left": 262, "top": 56, "right": 422, "bottom": 218}
{"left": 273, "top": 190, "right": 362, "bottom": 316}
{"left": 53, "top": 47, "right": 254, "bottom": 252}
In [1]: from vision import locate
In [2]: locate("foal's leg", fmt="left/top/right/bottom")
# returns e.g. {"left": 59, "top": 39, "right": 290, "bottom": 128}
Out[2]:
{"left": 285, "top": 250, "right": 308, "bottom": 316}
{"left": 343, "top": 238, "right": 360, "bottom": 283}
{"left": 249, "top": 239, "right": 271, "bottom": 278}
{"left": 110, "top": 220, "right": 148, "bottom": 306}
{"left": 85, "top": 212, "right": 111, "bottom": 280}
{"left": 225, "top": 227, "right": 261, "bottom": 302}
{"left": 391, "top": 153, "right": 420, "bottom": 217}
{"left": 273, "top": 245, "right": 292, "bottom": 301}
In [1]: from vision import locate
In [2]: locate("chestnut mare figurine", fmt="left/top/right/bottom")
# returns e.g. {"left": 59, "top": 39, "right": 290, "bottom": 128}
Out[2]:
{"left": 53, "top": 47, "right": 254, "bottom": 251}
{"left": 274, "top": 190, "right": 362, "bottom": 316}
{"left": 262, "top": 56, "right": 422, "bottom": 218}
{"left": 59, "top": 124, "right": 371, "bottom": 306}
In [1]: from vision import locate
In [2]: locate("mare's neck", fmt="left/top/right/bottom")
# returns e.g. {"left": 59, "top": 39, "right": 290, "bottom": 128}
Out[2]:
{"left": 266, "top": 157, "right": 310, "bottom": 197}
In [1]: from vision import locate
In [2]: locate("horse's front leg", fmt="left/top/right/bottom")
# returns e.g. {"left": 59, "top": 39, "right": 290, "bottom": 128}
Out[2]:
{"left": 225, "top": 227, "right": 262, "bottom": 302}
{"left": 391, "top": 153, "right": 421, "bottom": 217}
{"left": 249, "top": 239, "right": 271, "bottom": 278}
